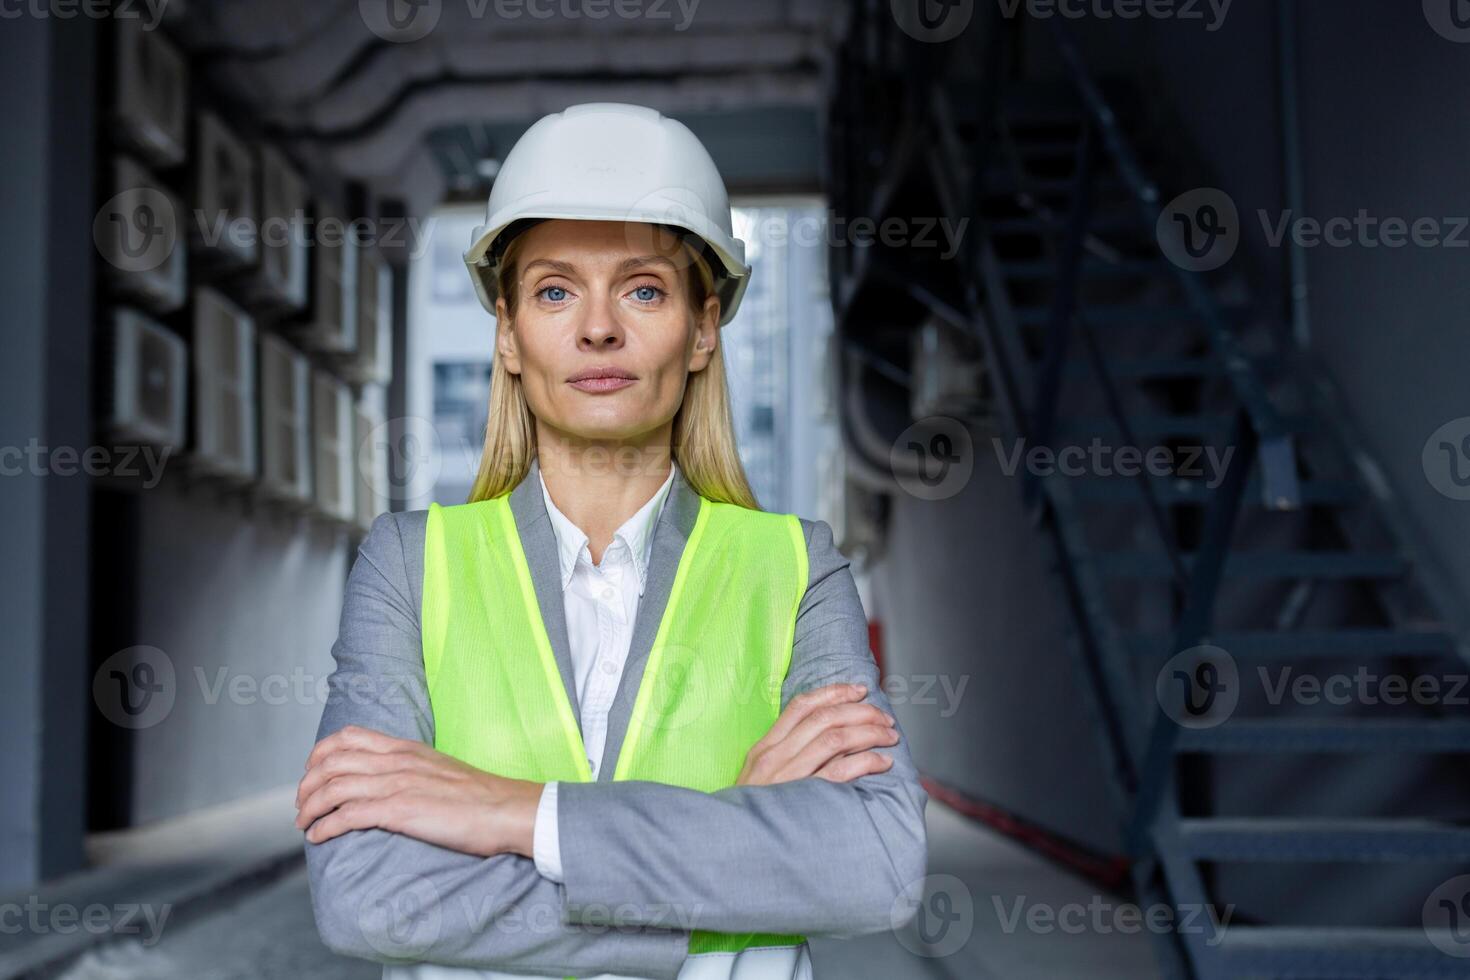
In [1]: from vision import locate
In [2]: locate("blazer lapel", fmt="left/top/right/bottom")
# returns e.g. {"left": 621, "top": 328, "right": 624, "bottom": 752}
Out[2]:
{"left": 596, "top": 468, "right": 702, "bottom": 782}
{"left": 507, "top": 462, "right": 583, "bottom": 736}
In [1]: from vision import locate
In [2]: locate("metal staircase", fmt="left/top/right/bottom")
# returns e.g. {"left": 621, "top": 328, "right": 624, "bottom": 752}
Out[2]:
{"left": 827, "top": 5, "right": 1470, "bottom": 978}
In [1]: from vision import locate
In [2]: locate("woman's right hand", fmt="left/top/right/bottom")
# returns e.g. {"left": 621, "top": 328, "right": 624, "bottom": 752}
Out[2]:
{"left": 735, "top": 682, "right": 899, "bottom": 787}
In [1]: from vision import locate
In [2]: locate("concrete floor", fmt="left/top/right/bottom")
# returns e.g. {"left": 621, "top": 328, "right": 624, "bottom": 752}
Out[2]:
{"left": 43, "top": 798, "right": 1160, "bottom": 980}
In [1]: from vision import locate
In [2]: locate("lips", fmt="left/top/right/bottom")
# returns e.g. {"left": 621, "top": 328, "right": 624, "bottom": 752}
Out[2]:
{"left": 567, "top": 367, "right": 637, "bottom": 393}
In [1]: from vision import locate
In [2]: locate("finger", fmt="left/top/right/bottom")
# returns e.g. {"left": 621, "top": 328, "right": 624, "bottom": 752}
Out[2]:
{"left": 305, "top": 725, "right": 413, "bottom": 771}
{"left": 761, "top": 683, "right": 869, "bottom": 749}
{"left": 304, "top": 799, "right": 391, "bottom": 845}
{"left": 781, "top": 701, "right": 894, "bottom": 760}
{"left": 752, "top": 700, "right": 893, "bottom": 779}
{"left": 297, "top": 749, "right": 417, "bottom": 807}
{"left": 812, "top": 750, "right": 896, "bottom": 784}
{"left": 296, "top": 772, "right": 407, "bottom": 829}
{"left": 781, "top": 722, "right": 900, "bottom": 781}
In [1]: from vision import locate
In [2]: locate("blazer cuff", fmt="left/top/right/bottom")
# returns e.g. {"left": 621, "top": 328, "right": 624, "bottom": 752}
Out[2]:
{"left": 533, "top": 780, "right": 564, "bottom": 883}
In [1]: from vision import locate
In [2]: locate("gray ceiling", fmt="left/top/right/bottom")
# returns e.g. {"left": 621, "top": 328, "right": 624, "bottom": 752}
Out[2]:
{"left": 175, "top": 0, "right": 847, "bottom": 216}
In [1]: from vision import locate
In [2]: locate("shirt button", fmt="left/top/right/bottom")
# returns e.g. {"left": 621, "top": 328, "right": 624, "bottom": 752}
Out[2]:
{"left": 601, "top": 660, "right": 617, "bottom": 674}
{"left": 601, "top": 587, "right": 615, "bottom": 601}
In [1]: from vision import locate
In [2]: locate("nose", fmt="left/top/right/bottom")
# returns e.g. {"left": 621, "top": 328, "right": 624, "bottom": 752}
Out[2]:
{"left": 577, "top": 294, "right": 625, "bottom": 352}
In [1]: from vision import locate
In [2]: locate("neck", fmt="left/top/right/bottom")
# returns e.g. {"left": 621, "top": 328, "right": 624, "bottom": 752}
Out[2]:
{"left": 535, "top": 422, "right": 674, "bottom": 564}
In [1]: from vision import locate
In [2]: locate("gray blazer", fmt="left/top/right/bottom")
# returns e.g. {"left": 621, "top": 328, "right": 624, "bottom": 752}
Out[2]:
{"left": 304, "top": 466, "right": 929, "bottom": 979}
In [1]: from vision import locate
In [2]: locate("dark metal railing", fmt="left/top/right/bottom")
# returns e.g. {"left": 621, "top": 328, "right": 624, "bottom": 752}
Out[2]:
{"left": 1026, "top": 19, "right": 1305, "bottom": 854}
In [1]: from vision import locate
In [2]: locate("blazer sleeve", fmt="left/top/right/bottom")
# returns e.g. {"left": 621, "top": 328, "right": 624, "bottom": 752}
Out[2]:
{"left": 303, "top": 511, "right": 692, "bottom": 980}
{"left": 554, "top": 519, "right": 930, "bottom": 938}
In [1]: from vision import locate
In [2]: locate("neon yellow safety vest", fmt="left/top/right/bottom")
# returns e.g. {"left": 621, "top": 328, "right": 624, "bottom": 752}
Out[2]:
{"left": 421, "top": 492, "right": 810, "bottom": 964}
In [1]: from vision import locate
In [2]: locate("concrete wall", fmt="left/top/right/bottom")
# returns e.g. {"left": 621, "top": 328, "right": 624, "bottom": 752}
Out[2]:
{"left": 1293, "top": 1, "right": 1470, "bottom": 607}
{"left": 869, "top": 433, "right": 1124, "bottom": 857}
{"left": 88, "top": 481, "right": 352, "bottom": 827}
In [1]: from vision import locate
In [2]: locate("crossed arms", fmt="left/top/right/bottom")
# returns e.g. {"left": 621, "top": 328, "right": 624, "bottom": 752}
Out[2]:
{"left": 301, "top": 511, "right": 929, "bottom": 979}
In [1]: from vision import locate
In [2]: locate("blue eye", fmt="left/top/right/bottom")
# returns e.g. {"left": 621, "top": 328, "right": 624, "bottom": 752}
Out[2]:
{"left": 632, "top": 285, "right": 662, "bottom": 303}
{"left": 540, "top": 285, "right": 568, "bottom": 302}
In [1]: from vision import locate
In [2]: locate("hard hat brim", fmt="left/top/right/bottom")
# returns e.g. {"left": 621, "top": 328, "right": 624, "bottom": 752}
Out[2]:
{"left": 463, "top": 208, "right": 751, "bottom": 327}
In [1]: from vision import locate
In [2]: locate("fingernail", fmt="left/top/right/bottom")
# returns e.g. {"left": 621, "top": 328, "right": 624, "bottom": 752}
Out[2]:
{"left": 853, "top": 683, "right": 867, "bottom": 695}
{"left": 884, "top": 712, "right": 895, "bottom": 724}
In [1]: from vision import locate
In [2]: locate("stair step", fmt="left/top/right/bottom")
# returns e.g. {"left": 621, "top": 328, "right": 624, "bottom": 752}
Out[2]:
{"left": 1093, "top": 551, "right": 1407, "bottom": 580}
{"left": 1012, "top": 304, "right": 1252, "bottom": 327}
{"left": 1178, "top": 720, "right": 1470, "bottom": 753}
{"left": 1176, "top": 818, "right": 1470, "bottom": 861}
{"left": 1053, "top": 413, "right": 1315, "bottom": 440}
{"left": 1072, "top": 476, "right": 1357, "bottom": 505}
{"left": 999, "top": 257, "right": 1163, "bottom": 280}
{"left": 1212, "top": 927, "right": 1461, "bottom": 978}
{"left": 1124, "top": 629, "right": 1457, "bottom": 660}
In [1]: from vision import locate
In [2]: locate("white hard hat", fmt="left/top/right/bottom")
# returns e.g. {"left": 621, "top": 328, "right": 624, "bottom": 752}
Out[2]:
{"left": 463, "top": 102, "right": 751, "bottom": 326}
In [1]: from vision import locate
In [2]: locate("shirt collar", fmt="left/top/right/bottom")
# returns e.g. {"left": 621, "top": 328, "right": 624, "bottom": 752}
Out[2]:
{"left": 538, "top": 463, "right": 677, "bottom": 596}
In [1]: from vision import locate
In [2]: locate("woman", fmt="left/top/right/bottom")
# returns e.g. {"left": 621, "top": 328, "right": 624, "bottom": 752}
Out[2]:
{"left": 296, "top": 103, "right": 928, "bottom": 980}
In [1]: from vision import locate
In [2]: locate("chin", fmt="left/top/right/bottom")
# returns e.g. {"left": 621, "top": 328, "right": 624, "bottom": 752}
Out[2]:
{"left": 553, "top": 411, "right": 664, "bottom": 445}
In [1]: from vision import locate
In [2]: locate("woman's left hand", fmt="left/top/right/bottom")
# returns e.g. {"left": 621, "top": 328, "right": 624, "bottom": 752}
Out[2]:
{"left": 295, "top": 725, "right": 543, "bottom": 859}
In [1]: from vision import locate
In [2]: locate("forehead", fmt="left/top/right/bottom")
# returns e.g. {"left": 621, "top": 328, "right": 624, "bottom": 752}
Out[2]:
{"left": 516, "top": 219, "right": 685, "bottom": 268}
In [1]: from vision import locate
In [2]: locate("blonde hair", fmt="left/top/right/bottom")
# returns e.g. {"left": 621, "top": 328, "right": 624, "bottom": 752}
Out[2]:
{"left": 467, "top": 224, "right": 759, "bottom": 509}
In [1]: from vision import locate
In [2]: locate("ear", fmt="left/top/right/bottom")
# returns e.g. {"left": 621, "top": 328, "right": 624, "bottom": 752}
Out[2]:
{"left": 687, "top": 294, "right": 720, "bottom": 373}
{"left": 494, "top": 296, "right": 522, "bottom": 375}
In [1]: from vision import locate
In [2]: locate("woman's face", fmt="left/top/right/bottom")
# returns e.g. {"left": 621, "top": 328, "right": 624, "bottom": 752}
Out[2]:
{"left": 495, "top": 219, "right": 720, "bottom": 446}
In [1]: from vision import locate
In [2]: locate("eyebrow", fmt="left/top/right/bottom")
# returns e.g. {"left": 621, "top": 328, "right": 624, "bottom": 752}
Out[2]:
{"left": 521, "top": 254, "right": 680, "bottom": 280}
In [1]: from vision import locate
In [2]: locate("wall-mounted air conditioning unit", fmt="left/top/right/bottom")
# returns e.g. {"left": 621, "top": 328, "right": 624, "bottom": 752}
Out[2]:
{"left": 241, "top": 145, "right": 309, "bottom": 313}
{"left": 194, "top": 112, "right": 258, "bottom": 270}
{"left": 298, "top": 202, "right": 358, "bottom": 354}
{"left": 192, "top": 287, "right": 257, "bottom": 481}
{"left": 312, "top": 370, "right": 355, "bottom": 522}
{"left": 113, "top": 17, "right": 187, "bottom": 168}
{"left": 102, "top": 308, "right": 187, "bottom": 452}
{"left": 257, "top": 333, "right": 311, "bottom": 505}
{"left": 101, "top": 156, "right": 188, "bottom": 314}
{"left": 353, "top": 403, "right": 388, "bottom": 532}
{"left": 340, "top": 246, "right": 392, "bottom": 384}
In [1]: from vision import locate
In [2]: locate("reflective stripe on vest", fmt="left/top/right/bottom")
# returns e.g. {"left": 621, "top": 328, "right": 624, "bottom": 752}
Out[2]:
{"left": 421, "top": 492, "right": 810, "bottom": 959}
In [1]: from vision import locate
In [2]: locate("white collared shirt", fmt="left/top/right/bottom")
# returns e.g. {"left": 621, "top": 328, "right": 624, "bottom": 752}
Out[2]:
{"left": 531, "top": 463, "right": 676, "bottom": 882}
